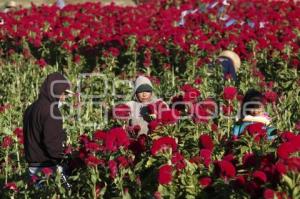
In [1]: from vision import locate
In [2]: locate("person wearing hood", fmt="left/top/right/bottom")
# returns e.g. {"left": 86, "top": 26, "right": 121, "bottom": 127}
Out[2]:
{"left": 125, "top": 76, "right": 168, "bottom": 136}
{"left": 23, "top": 72, "right": 72, "bottom": 187}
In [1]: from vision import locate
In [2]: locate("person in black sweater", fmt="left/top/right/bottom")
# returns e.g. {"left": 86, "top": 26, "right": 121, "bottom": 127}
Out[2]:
{"left": 23, "top": 72, "right": 72, "bottom": 187}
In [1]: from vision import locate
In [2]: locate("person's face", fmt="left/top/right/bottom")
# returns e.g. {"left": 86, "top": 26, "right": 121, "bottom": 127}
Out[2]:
{"left": 59, "top": 90, "right": 73, "bottom": 102}
{"left": 137, "top": 92, "right": 152, "bottom": 103}
{"left": 249, "top": 106, "right": 264, "bottom": 116}
{"left": 59, "top": 93, "right": 66, "bottom": 102}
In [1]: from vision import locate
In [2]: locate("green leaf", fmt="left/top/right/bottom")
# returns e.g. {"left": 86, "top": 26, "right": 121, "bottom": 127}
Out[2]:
{"left": 3, "top": 127, "right": 12, "bottom": 135}
{"left": 282, "top": 174, "right": 294, "bottom": 189}
{"left": 91, "top": 173, "right": 98, "bottom": 184}
{"left": 145, "top": 158, "right": 156, "bottom": 168}
{"left": 292, "top": 186, "right": 300, "bottom": 198}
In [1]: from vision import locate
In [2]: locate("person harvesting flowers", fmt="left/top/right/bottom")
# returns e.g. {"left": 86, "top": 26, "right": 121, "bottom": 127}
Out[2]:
{"left": 23, "top": 72, "right": 73, "bottom": 188}
{"left": 113, "top": 76, "right": 168, "bottom": 137}
{"left": 232, "top": 89, "right": 277, "bottom": 140}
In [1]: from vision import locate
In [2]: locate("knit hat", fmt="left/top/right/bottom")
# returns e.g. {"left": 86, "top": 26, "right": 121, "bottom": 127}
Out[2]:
{"left": 218, "top": 50, "right": 241, "bottom": 72}
{"left": 134, "top": 76, "right": 153, "bottom": 94}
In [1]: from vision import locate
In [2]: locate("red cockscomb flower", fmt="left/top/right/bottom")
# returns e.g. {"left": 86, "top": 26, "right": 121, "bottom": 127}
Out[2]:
{"left": 246, "top": 123, "right": 266, "bottom": 135}
{"left": 199, "top": 177, "right": 212, "bottom": 188}
{"left": 159, "top": 109, "right": 180, "bottom": 125}
{"left": 137, "top": 134, "right": 147, "bottom": 151}
{"left": 105, "top": 127, "right": 130, "bottom": 152}
{"left": 79, "top": 134, "right": 90, "bottom": 145}
{"left": 158, "top": 164, "right": 172, "bottom": 185}
{"left": 215, "top": 160, "right": 236, "bottom": 179}
{"left": 199, "top": 149, "right": 212, "bottom": 167}
{"left": 41, "top": 167, "right": 53, "bottom": 177}
{"left": 234, "top": 175, "right": 246, "bottom": 186}
{"left": 36, "top": 58, "right": 47, "bottom": 69}
{"left": 245, "top": 181, "right": 260, "bottom": 197}
{"left": 116, "top": 156, "right": 129, "bottom": 168}
{"left": 73, "top": 54, "right": 81, "bottom": 64}
{"left": 194, "top": 77, "right": 202, "bottom": 85}
{"left": 280, "top": 131, "right": 296, "bottom": 142}
{"left": 93, "top": 130, "right": 106, "bottom": 141}
{"left": 253, "top": 170, "right": 267, "bottom": 184}
{"left": 211, "top": 123, "right": 218, "bottom": 132}
{"left": 277, "top": 142, "right": 296, "bottom": 159}
{"left": 242, "top": 153, "right": 256, "bottom": 168}
{"left": 147, "top": 103, "right": 156, "bottom": 115}
{"left": 108, "top": 160, "right": 118, "bottom": 179}
{"left": 264, "top": 91, "right": 277, "bottom": 103}
{"left": 192, "top": 105, "right": 210, "bottom": 124}
{"left": 275, "top": 162, "right": 287, "bottom": 175}
{"left": 223, "top": 86, "right": 237, "bottom": 101}
{"left": 222, "top": 105, "right": 234, "bottom": 116}
{"left": 263, "top": 189, "right": 275, "bottom": 199}
{"left": 85, "top": 142, "right": 101, "bottom": 152}
{"left": 30, "top": 175, "right": 39, "bottom": 184}
{"left": 199, "top": 134, "right": 214, "bottom": 150}
{"left": 112, "top": 104, "right": 131, "bottom": 120}
{"left": 151, "top": 136, "right": 177, "bottom": 156}
{"left": 13, "top": 128, "right": 23, "bottom": 144}
{"left": 181, "top": 84, "right": 200, "bottom": 102}
{"left": 2, "top": 136, "right": 13, "bottom": 148}
{"left": 171, "top": 152, "right": 186, "bottom": 170}
{"left": 285, "top": 157, "right": 300, "bottom": 172}
{"left": 85, "top": 155, "right": 104, "bottom": 167}
{"left": 105, "top": 47, "right": 120, "bottom": 57}
{"left": 128, "top": 134, "right": 148, "bottom": 155}
{"left": 148, "top": 120, "right": 160, "bottom": 132}
{"left": 130, "top": 125, "right": 141, "bottom": 135}
{"left": 245, "top": 123, "right": 267, "bottom": 142}
{"left": 4, "top": 182, "right": 18, "bottom": 191}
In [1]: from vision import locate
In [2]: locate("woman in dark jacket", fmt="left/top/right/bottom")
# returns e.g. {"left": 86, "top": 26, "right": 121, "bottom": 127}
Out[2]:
{"left": 23, "top": 72, "right": 71, "bottom": 186}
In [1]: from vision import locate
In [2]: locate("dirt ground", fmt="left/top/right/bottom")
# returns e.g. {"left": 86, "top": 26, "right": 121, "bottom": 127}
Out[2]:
{"left": 0, "top": 0, "right": 136, "bottom": 8}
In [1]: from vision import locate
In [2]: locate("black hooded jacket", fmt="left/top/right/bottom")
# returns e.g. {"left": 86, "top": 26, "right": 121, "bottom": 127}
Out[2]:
{"left": 23, "top": 72, "right": 70, "bottom": 166}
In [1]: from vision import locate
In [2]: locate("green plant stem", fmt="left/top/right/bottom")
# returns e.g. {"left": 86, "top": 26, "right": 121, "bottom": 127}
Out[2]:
{"left": 92, "top": 166, "right": 99, "bottom": 199}
{"left": 147, "top": 67, "right": 151, "bottom": 76}
{"left": 227, "top": 101, "right": 232, "bottom": 138}
{"left": 5, "top": 149, "right": 8, "bottom": 184}
{"left": 172, "top": 65, "right": 175, "bottom": 88}
{"left": 93, "top": 181, "right": 97, "bottom": 199}
{"left": 16, "top": 142, "right": 21, "bottom": 175}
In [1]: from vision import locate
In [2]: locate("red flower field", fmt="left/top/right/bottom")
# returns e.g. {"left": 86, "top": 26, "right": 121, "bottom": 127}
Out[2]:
{"left": 0, "top": 0, "right": 299, "bottom": 198}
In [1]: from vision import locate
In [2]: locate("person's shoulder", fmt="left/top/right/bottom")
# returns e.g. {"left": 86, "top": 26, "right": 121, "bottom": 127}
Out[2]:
{"left": 23, "top": 101, "right": 51, "bottom": 121}
{"left": 124, "top": 101, "right": 137, "bottom": 111}
{"left": 155, "top": 98, "right": 169, "bottom": 107}
{"left": 23, "top": 103, "right": 34, "bottom": 118}
{"left": 126, "top": 101, "right": 138, "bottom": 106}
{"left": 232, "top": 121, "right": 252, "bottom": 136}
{"left": 24, "top": 102, "right": 33, "bottom": 112}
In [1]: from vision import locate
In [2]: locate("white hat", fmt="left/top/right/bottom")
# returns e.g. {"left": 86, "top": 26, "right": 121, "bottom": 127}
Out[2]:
{"left": 219, "top": 50, "right": 241, "bottom": 72}
{"left": 6, "top": 1, "right": 17, "bottom": 8}
{"left": 134, "top": 76, "right": 153, "bottom": 94}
